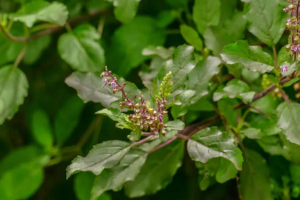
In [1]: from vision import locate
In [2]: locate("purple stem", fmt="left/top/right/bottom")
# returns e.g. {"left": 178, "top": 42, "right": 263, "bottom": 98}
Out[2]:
{"left": 148, "top": 137, "right": 177, "bottom": 153}
{"left": 131, "top": 135, "right": 154, "bottom": 147}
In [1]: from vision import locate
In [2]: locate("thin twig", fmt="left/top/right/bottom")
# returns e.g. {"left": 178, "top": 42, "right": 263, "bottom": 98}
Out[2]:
{"left": 272, "top": 45, "right": 279, "bottom": 70}
{"left": 14, "top": 44, "right": 28, "bottom": 67}
{"left": 141, "top": 132, "right": 153, "bottom": 136}
{"left": 176, "top": 133, "right": 190, "bottom": 140}
{"left": 247, "top": 105, "right": 269, "bottom": 117}
{"left": 148, "top": 137, "right": 177, "bottom": 153}
{"left": 0, "top": 24, "right": 28, "bottom": 42}
{"left": 0, "top": 9, "right": 112, "bottom": 43}
{"left": 131, "top": 135, "right": 154, "bottom": 147}
{"left": 234, "top": 75, "right": 294, "bottom": 110}
{"left": 77, "top": 117, "right": 103, "bottom": 149}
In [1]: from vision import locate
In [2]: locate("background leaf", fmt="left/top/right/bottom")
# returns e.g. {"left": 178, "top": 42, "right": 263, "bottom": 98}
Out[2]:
{"left": 54, "top": 95, "right": 84, "bottom": 145}
{"left": 0, "top": 146, "right": 48, "bottom": 200}
{"left": 58, "top": 24, "right": 105, "bottom": 72}
{"left": 108, "top": 0, "right": 141, "bottom": 24}
{"left": 221, "top": 40, "right": 274, "bottom": 73}
{"left": 10, "top": 1, "right": 68, "bottom": 27}
{"left": 193, "top": 0, "right": 221, "bottom": 34}
{"left": 74, "top": 172, "right": 111, "bottom": 200}
{"left": 107, "top": 17, "right": 166, "bottom": 76}
{"left": 30, "top": 109, "right": 53, "bottom": 151}
{"left": 245, "top": 0, "right": 288, "bottom": 46}
{"left": 277, "top": 102, "right": 300, "bottom": 145}
{"left": 240, "top": 149, "right": 273, "bottom": 200}
{"left": 0, "top": 65, "right": 28, "bottom": 124}
{"left": 213, "top": 79, "right": 255, "bottom": 103}
{"left": 180, "top": 25, "right": 203, "bottom": 51}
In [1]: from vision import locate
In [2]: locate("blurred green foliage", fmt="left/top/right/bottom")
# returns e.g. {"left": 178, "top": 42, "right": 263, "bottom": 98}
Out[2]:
{"left": 1, "top": 0, "right": 300, "bottom": 200}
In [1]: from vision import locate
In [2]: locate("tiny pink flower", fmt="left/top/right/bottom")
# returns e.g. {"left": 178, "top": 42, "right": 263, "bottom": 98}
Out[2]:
{"left": 281, "top": 66, "right": 289, "bottom": 72}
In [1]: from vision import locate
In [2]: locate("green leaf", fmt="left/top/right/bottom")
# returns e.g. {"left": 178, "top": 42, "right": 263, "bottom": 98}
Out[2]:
{"left": 180, "top": 25, "right": 203, "bottom": 51}
{"left": 240, "top": 149, "right": 273, "bottom": 200}
{"left": 156, "top": 10, "right": 177, "bottom": 28}
{"left": 193, "top": 0, "right": 221, "bottom": 34}
{"left": 10, "top": 1, "right": 68, "bottom": 27}
{"left": 171, "top": 90, "right": 195, "bottom": 118}
{"left": 203, "top": 26, "right": 235, "bottom": 56}
{"left": 74, "top": 172, "right": 95, "bottom": 200}
{"left": 245, "top": 0, "right": 288, "bottom": 46}
{"left": 0, "top": 145, "right": 48, "bottom": 174}
{"left": 290, "top": 164, "right": 300, "bottom": 185}
{"left": 169, "top": 45, "right": 196, "bottom": 89}
{"left": 188, "top": 56, "right": 221, "bottom": 103}
{"left": 0, "top": 161, "right": 44, "bottom": 200}
{"left": 54, "top": 96, "right": 84, "bottom": 145}
{"left": 74, "top": 172, "right": 112, "bottom": 200}
{"left": 216, "top": 158, "right": 238, "bottom": 183}
{"left": 187, "top": 127, "right": 243, "bottom": 170}
{"left": 0, "top": 34, "right": 23, "bottom": 66}
{"left": 23, "top": 35, "right": 51, "bottom": 64}
{"left": 107, "top": 17, "right": 166, "bottom": 76}
{"left": 164, "top": 120, "right": 185, "bottom": 138}
{"left": 108, "top": 0, "right": 140, "bottom": 24}
{"left": 91, "top": 148, "right": 147, "bottom": 199}
{"left": 213, "top": 79, "right": 255, "bottom": 104}
{"left": 65, "top": 72, "right": 121, "bottom": 107}
{"left": 251, "top": 95, "right": 279, "bottom": 115}
{"left": 258, "top": 134, "right": 300, "bottom": 164}
{"left": 124, "top": 140, "right": 184, "bottom": 198}
{"left": 58, "top": 24, "right": 105, "bottom": 72}
{"left": 278, "top": 46, "right": 291, "bottom": 65}
{"left": 30, "top": 109, "right": 53, "bottom": 151}
{"left": 66, "top": 140, "right": 130, "bottom": 178}
{"left": 277, "top": 102, "right": 300, "bottom": 145}
{"left": 223, "top": 11, "right": 247, "bottom": 40}
{"left": 196, "top": 159, "right": 219, "bottom": 190}
{"left": 280, "top": 61, "right": 299, "bottom": 76}
{"left": 142, "top": 46, "right": 174, "bottom": 59}
{"left": 217, "top": 99, "right": 240, "bottom": 127}
{"left": 0, "top": 145, "right": 48, "bottom": 200}
{"left": 248, "top": 115, "right": 281, "bottom": 137}
{"left": 221, "top": 40, "right": 274, "bottom": 73}
{"left": 165, "top": 0, "right": 188, "bottom": 7}
{"left": 96, "top": 108, "right": 136, "bottom": 130}
{"left": 219, "top": 0, "right": 237, "bottom": 26}
{"left": 196, "top": 158, "right": 237, "bottom": 190}
{"left": 0, "top": 65, "right": 28, "bottom": 124}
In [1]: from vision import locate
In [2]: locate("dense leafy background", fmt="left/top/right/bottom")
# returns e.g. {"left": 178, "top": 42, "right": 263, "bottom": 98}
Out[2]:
{"left": 1, "top": 0, "right": 300, "bottom": 200}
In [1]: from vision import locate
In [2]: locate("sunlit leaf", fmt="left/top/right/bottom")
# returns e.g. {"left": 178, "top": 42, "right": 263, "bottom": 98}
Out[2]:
{"left": 91, "top": 148, "right": 147, "bottom": 199}
{"left": 10, "top": 1, "right": 68, "bottom": 27}
{"left": 187, "top": 127, "right": 243, "bottom": 170}
{"left": 221, "top": 40, "right": 274, "bottom": 73}
{"left": 66, "top": 140, "right": 130, "bottom": 178}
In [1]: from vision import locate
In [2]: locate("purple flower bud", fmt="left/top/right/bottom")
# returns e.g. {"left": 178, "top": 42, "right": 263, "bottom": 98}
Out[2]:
{"left": 158, "top": 114, "right": 163, "bottom": 122}
{"left": 281, "top": 66, "right": 289, "bottom": 72}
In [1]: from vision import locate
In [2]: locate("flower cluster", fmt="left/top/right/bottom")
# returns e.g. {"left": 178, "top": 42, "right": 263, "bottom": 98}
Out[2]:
{"left": 284, "top": 1, "right": 300, "bottom": 60}
{"left": 101, "top": 66, "right": 169, "bottom": 135}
